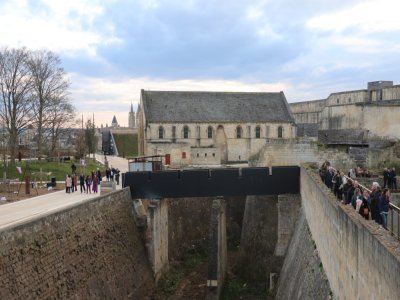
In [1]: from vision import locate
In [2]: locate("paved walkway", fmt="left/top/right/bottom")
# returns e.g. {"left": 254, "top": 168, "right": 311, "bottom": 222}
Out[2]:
{"left": 0, "top": 155, "right": 129, "bottom": 230}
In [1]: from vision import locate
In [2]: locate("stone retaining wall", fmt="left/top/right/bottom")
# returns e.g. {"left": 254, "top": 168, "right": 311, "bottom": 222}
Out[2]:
{"left": 301, "top": 167, "right": 400, "bottom": 299}
{"left": 0, "top": 189, "right": 154, "bottom": 299}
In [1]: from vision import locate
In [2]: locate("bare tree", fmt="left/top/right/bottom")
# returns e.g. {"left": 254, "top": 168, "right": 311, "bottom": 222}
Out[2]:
{"left": 27, "top": 50, "right": 70, "bottom": 160}
{"left": 46, "top": 97, "right": 75, "bottom": 158}
{"left": 85, "top": 118, "right": 98, "bottom": 160}
{"left": 0, "top": 47, "right": 33, "bottom": 164}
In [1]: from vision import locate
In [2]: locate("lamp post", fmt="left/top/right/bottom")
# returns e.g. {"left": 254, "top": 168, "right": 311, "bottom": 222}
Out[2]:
{"left": 2, "top": 119, "right": 7, "bottom": 182}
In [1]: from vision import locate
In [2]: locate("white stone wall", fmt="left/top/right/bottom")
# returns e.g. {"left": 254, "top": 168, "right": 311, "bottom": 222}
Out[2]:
{"left": 191, "top": 147, "right": 221, "bottom": 165}
{"left": 327, "top": 90, "right": 368, "bottom": 106}
{"left": 143, "top": 122, "right": 295, "bottom": 166}
{"left": 319, "top": 104, "right": 400, "bottom": 139}
{"left": 383, "top": 85, "right": 400, "bottom": 100}
{"left": 290, "top": 100, "right": 326, "bottom": 124}
{"left": 257, "top": 139, "right": 356, "bottom": 170}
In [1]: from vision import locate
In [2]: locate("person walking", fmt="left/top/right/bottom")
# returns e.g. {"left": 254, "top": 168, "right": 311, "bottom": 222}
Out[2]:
{"left": 79, "top": 173, "right": 86, "bottom": 193}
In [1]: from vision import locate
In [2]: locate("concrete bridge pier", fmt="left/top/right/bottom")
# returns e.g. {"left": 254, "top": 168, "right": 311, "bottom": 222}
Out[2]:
{"left": 146, "top": 199, "right": 169, "bottom": 281}
{"left": 206, "top": 196, "right": 227, "bottom": 300}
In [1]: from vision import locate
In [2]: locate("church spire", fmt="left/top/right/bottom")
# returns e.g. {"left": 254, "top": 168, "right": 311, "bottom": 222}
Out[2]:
{"left": 130, "top": 101, "right": 134, "bottom": 113}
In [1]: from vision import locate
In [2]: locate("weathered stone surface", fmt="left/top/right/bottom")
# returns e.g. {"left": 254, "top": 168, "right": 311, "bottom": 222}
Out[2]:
{"left": 167, "top": 196, "right": 246, "bottom": 262}
{"left": 301, "top": 167, "right": 400, "bottom": 300}
{"left": 0, "top": 189, "right": 155, "bottom": 299}
{"left": 206, "top": 197, "right": 227, "bottom": 300}
{"left": 237, "top": 195, "right": 283, "bottom": 284}
{"left": 275, "top": 210, "right": 331, "bottom": 299}
{"left": 146, "top": 199, "right": 169, "bottom": 281}
{"left": 275, "top": 194, "right": 301, "bottom": 256}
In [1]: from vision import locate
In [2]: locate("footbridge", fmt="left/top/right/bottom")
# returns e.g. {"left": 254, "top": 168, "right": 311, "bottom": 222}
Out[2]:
{"left": 122, "top": 166, "right": 300, "bottom": 198}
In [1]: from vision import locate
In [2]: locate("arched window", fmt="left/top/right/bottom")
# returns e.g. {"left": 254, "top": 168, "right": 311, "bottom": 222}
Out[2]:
{"left": 236, "top": 126, "right": 242, "bottom": 138}
{"left": 277, "top": 126, "right": 283, "bottom": 138}
{"left": 183, "top": 125, "right": 189, "bottom": 139}
{"left": 255, "top": 126, "right": 261, "bottom": 138}
{"left": 158, "top": 126, "right": 164, "bottom": 139}
{"left": 207, "top": 126, "right": 213, "bottom": 139}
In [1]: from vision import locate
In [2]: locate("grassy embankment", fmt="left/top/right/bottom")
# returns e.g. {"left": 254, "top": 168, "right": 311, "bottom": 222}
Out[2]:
{"left": 112, "top": 133, "right": 138, "bottom": 158}
{"left": 0, "top": 158, "right": 105, "bottom": 182}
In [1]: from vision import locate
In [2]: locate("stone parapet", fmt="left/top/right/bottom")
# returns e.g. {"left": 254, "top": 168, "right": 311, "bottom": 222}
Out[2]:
{"left": 301, "top": 166, "right": 400, "bottom": 299}
{"left": 0, "top": 188, "right": 155, "bottom": 298}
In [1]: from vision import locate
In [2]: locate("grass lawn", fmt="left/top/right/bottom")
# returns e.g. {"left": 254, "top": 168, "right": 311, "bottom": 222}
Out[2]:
{"left": 0, "top": 158, "right": 106, "bottom": 182}
{"left": 113, "top": 133, "right": 138, "bottom": 158}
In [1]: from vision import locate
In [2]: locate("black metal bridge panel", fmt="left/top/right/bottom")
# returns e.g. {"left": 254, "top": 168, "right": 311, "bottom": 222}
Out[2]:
{"left": 122, "top": 166, "right": 300, "bottom": 199}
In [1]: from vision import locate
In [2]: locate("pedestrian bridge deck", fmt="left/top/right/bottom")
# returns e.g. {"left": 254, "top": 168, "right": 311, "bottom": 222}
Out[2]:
{"left": 123, "top": 166, "right": 300, "bottom": 199}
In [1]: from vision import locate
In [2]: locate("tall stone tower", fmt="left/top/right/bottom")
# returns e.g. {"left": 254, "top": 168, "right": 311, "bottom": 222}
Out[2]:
{"left": 128, "top": 102, "right": 136, "bottom": 128}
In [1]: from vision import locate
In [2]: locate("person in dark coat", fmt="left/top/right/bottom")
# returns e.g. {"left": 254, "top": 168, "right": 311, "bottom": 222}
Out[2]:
{"left": 96, "top": 168, "right": 102, "bottom": 182}
{"left": 325, "top": 167, "right": 334, "bottom": 190}
{"left": 378, "top": 188, "right": 391, "bottom": 229}
{"left": 106, "top": 168, "right": 111, "bottom": 181}
{"left": 345, "top": 180, "right": 355, "bottom": 205}
{"left": 115, "top": 168, "right": 120, "bottom": 185}
{"left": 333, "top": 170, "right": 342, "bottom": 199}
{"left": 71, "top": 173, "right": 76, "bottom": 193}
{"left": 389, "top": 167, "right": 397, "bottom": 190}
{"left": 383, "top": 168, "right": 389, "bottom": 188}
{"left": 85, "top": 175, "right": 92, "bottom": 194}
{"left": 79, "top": 173, "right": 86, "bottom": 193}
{"left": 359, "top": 190, "right": 370, "bottom": 220}
{"left": 319, "top": 160, "right": 330, "bottom": 183}
{"left": 370, "top": 182, "right": 382, "bottom": 224}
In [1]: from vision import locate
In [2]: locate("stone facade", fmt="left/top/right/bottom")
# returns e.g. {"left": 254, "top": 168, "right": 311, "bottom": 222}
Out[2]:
{"left": 254, "top": 138, "right": 357, "bottom": 170}
{"left": 289, "top": 81, "right": 400, "bottom": 140}
{"left": 138, "top": 90, "right": 296, "bottom": 166}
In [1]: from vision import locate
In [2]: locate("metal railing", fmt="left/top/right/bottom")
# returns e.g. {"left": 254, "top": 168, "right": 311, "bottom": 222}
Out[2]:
{"left": 328, "top": 166, "right": 400, "bottom": 240}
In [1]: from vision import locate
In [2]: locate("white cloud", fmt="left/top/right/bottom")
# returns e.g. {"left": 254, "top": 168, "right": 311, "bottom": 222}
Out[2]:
{"left": 307, "top": 0, "right": 400, "bottom": 33}
{"left": 244, "top": 2, "right": 282, "bottom": 40}
{"left": 0, "top": 0, "right": 121, "bottom": 55}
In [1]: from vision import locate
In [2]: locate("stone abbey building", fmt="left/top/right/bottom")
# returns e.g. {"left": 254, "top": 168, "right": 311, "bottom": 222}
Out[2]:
{"left": 138, "top": 90, "right": 296, "bottom": 166}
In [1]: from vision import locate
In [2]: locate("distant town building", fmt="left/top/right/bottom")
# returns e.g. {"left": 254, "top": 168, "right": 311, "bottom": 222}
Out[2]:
{"left": 101, "top": 105, "right": 138, "bottom": 155}
{"left": 138, "top": 90, "right": 296, "bottom": 166}
{"left": 111, "top": 115, "right": 119, "bottom": 128}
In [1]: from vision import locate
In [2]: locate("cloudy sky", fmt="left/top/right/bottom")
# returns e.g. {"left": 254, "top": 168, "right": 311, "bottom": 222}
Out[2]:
{"left": 1, "top": 0, "right": 399, "bottom": 126}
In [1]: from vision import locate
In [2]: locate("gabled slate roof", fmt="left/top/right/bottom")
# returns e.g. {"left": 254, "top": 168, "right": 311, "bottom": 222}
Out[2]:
{"left": 141, "top": 90, "right": 294, "bottom": 123}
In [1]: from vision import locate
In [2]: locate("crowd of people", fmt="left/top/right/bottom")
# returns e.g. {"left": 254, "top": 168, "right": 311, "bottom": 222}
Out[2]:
{"left": 319, "top": 160, "right": 393, "bottom": 229}
{"left": 65, "top": 165, "right": 121, "bottom": 195}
